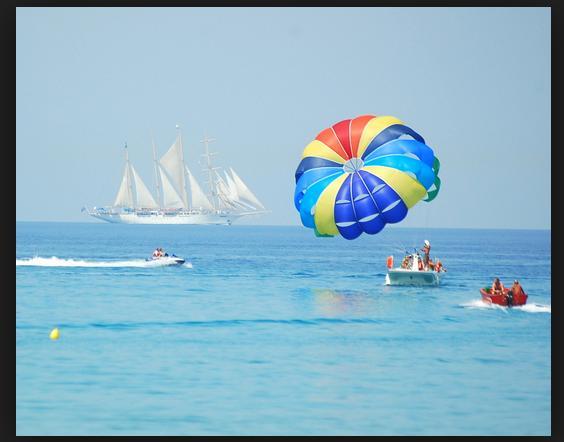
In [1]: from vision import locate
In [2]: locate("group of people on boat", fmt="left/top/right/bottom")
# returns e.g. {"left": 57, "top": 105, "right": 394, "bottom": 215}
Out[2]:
{"left": 484, "top": 277, "right": 527, "bottom": 306}
{"left": 147, "top": 247, "right": 185, "bottom": 265}
{"left": 152, "top": 247, "right": 168, "bottom": 259}
{"left": 399, "top": 240, "right": 446, "bottom": 272}
{"left": 491, "top": 277, "right": 525, "bottom": 298}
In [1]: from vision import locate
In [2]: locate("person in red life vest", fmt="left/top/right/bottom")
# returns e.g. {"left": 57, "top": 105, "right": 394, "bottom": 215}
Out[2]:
{"left": 510, "top": 280, "right": 524, "bottom": 296}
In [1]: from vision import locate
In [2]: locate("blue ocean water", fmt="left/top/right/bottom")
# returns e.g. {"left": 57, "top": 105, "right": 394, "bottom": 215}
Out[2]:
{"left": 16, "top": 222, "right": 551, "bottom": 436}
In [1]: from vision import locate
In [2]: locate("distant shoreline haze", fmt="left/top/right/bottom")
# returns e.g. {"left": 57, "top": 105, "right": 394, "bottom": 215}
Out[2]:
{"left": 15, "top": 220, "right": 551, "bottom": 232}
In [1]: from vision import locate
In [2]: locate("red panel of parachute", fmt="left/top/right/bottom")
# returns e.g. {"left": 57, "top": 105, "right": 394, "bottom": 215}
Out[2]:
{"left": 350, "top": 115, "right": 377, "bottom": 158}
{"left": 331, "top": 119, "right": 353, "bottom": 159}
{"left": 315, "top": 127, "right": 350, "bottom": 161}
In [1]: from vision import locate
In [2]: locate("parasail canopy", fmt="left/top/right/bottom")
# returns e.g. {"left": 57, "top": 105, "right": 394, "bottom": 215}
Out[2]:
{"left": 294, "top": 115, "right": 441, "bottom": 240}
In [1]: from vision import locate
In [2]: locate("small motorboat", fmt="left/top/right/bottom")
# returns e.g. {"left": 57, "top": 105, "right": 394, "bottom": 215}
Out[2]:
{"left": 384, "top": 252, "right": 445, "bottom": 286}
{"left": 480, "top": 287, "right": 527, "bottom": 307}
{"left": 146, "top": 254, "right": 185, "bottom": 265}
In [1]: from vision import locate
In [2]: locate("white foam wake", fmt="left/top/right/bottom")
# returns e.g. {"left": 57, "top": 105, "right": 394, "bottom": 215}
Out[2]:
{"left": 16, "top": 256, "right": 192, "bottom": 268}
{"left": 460, "top": 299, "right": 550, "bottom": 313}
{"left": 460, "top": 299, "right": 508, "bottom": 311}
{"left": 513, "top": 303, "right": 551, "bottom": 313}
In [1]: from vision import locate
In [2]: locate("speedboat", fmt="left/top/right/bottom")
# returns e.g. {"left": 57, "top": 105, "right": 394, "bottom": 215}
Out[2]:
{"left": 384, "top": 252, "right": 445, "bottom": 286}
{"left": 480, "top": 287, "right": 527, "bottom": 307}
{"left": 146, "top": 254, "right": 185, "bottom": 265}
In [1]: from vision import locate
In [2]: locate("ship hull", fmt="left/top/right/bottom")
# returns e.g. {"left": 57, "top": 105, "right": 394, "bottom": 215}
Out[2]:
{"left": 89, "top": 211, "right": 244, "bottom": 225}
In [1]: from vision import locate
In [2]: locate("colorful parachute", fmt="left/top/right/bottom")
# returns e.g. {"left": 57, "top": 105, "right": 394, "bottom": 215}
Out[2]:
{"left": 294, "top": 115, "right": 441, "bottom": 240}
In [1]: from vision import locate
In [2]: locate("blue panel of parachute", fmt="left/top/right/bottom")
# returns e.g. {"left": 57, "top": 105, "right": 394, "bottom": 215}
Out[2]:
{"left": 294, "top": 157, "right": 343, "bottom": 182}
{"left": 298, "top": 172, "right": 345, "bottom": 228}
{"left": 333, "top": 175, "right": 365, "bottom": 240}
{"left": 333, "top": 170, "right": 408, "bottom": 240}
{"left": 364, "top": 154, "right": 436, "bottom": 190}
{"left": 361, "top": 124, "right": 425, "bottom": 160}
{"left": 363, "top": 138, "right": 435, "bottom": 168}
{"left": 294, "top": 167, "right": 343, "bottom": 210}
{"left": 356, "top": 170, "right": 408, "bottom": 224}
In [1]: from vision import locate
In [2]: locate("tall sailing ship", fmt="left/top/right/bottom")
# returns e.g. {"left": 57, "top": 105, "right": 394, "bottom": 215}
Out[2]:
{"left": 83, "top": 126, "right": 268, "bottom": 225}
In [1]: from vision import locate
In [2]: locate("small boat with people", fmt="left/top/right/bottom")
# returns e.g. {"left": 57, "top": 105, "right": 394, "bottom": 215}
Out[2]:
{"left": 146, "top": 247, "right": 185, "bottom": 265}
{"left": 480, "top": 279, "right": 527, "bottom": 306}
{"left": 384, "top": 240, "right": 446, "bottom": 286}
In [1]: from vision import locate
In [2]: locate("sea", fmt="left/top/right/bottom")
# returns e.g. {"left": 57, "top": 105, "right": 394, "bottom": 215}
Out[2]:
{"left": 16, "top": 222, "right": 551, "bottom": 436}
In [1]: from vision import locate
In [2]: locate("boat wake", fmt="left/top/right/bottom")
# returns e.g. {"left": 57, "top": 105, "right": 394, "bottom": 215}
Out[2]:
{"left": 460, "top": 299, "right": 550, "bottom": 313}
{"left": 16, "top": 256, "right": 192, "bottom": 269}
{"left": 513, "top": 303, "right": 551, "bottom": 313}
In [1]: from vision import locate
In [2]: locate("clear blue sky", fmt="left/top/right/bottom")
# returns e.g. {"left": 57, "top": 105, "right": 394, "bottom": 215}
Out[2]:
{"left": 16, "top": 7, "right": 551, "bottom": 229}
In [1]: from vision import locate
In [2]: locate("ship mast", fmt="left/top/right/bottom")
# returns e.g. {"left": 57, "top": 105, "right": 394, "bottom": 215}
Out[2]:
{"left": 124, "top": 142, "right": 135, "bottom": 209}
{"left": 200, "top": 134, "right": 219, "bottom": 210}
{"left": 151, "top": 133, "right": 162, "bottom": 209}
{"left": 176, "top": 124, "right": 190, "bottom": 209}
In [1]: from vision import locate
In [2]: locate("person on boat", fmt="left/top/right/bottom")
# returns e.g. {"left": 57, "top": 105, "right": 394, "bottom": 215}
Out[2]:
{"left": 509, "top": 280, "right": 524, "bottom": 297}
{"left": 417, "top": 254, "right": 424, "bottom": 271}
{"left": 491, "top": 277, "right": 505, "bottom": 296}
{"left": 504, "top": 279, "right": 522, "bottom": 306}
{"left": 152, "top": 248, "right": 160, "bottom": 259}
{"left": 435, "top": 258, "right": 445, "bottom": 272}
{"left": 401, "top": 255, "right": 410, "bottom": 269}
{"left": 421, "top": 240, "right": 431, "bottom": 270}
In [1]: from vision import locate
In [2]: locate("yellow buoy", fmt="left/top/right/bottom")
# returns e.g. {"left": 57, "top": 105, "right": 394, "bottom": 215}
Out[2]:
{"left": 49, "top": 328, "right": 60, "bottom": 340}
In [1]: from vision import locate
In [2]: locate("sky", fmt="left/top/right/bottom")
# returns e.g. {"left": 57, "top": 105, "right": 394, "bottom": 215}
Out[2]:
{"left": 16, "top": 7, "right": 551, "bottom": 229}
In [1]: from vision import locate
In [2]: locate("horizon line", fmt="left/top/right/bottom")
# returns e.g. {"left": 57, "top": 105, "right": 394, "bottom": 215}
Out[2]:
{"left": 15, "top": 220, "right": 551, "bottom": 231}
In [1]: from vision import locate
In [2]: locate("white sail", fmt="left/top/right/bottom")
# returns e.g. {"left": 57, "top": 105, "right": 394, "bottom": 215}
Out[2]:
{"left": 224, "top": 170, "right": 239, "bottom": 201}
{"left": 113, "top": 164, "right": 134, "bottom": 207}
{"left": 220, "top": 170, "right": 255, "bottom": 211}
{"left": 130, "top": 165, "right": 158, "bottom": 208}
{"left": 229, "top": 168, "right": 266, "bottom": 210}
{"left": 215, "top": 172, "right": 238, "bottom": 210}
{"left": 185, "top": 166, "right": 214, "bottom": 211}
{"left": 159, "top": 135, "right": 187, "bottom": 207}
{"left": 159, "top": 165, "right": 185, "bottom": 209}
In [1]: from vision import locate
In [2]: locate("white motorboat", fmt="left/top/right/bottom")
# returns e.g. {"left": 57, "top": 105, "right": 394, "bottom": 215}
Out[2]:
{"left": 384, "top": 252, "right": 445, "bottom": 286}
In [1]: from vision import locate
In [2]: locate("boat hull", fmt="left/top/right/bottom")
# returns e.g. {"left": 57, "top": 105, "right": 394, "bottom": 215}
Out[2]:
{"left": 480, "top": 287, "right": 527, "bottom": 306}
{"left": 146, "top": 256, "right": 185, "bottom": 265}
{"left": 385, "top": 269, "right": 443, "bottom": 286}
{"left": 89, "top": 211, "right": 244, "bottom": 225}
